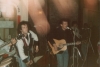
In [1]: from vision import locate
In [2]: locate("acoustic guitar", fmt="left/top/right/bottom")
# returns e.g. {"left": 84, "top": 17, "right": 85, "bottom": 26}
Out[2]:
{"left": 48, "top": 39, "right": 81, "bottom": 54}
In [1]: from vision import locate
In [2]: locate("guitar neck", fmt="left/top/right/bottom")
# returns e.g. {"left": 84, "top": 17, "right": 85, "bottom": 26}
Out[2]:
{"left": 66, "top": 43, "right": 75, "bottom": 46}
{"left": 0, "top": 41, "right": 10, "bottom": 48}
{"left": 0, "top": 34, "right": 23, "bottom": 49}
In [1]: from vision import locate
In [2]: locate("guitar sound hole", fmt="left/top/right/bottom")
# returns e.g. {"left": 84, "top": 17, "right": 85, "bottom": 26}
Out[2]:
{"left": 59, "top": 44, "right": 63, "bottom": 48}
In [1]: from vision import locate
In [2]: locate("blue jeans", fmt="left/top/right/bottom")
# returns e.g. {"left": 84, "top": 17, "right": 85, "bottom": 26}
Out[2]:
{"left": 15, "top": 55, "right": 27, "bottom": 67}
{"left": 56, "top": 50, "right": 69, "bottom": 67}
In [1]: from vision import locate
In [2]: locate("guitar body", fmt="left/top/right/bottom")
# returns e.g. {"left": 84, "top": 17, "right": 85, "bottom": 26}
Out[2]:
{"left": 48, "top": 39, "right": 67, "bottom": 54}
{"left": 53, "top": 39, "right": 67, "bottom": 49}
{"left": 48, "top": 39, "right": 81, "bottom": 54}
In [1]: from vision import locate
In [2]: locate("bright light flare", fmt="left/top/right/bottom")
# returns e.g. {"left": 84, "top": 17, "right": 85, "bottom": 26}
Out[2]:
{"left": 84, "top": 0, "right": 98, "bottom": 14}
{"left": 84, "top": 0, "right": 97, "bottom": 8}
{"left": 28, "top": 0, "right": 50, "bottom": 35}
{"left": 39, "top": 0, "right": 45, "bottom": 7}
{"left": 38, "top": 11, "right": 43, "bottom": 14}
{"left": 0, "top": 0, "right": 20, "bottom": 19}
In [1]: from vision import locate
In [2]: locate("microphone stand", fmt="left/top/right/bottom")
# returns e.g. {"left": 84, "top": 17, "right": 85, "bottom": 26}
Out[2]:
{"left": 81, "top": 28, "right": 94, "bottom": 67}
{"left": 88, "top": 28, "right": 94, "bottom": 53}
{"left": 71, "top": 28, "right": 82, "bottom": 67}
{"left": 71, "top": 29, "right": 76, "bottom": 67}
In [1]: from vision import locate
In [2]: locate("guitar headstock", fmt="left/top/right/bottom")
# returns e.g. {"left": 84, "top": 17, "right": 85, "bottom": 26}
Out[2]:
{"left": 17, "top": 34, "right": 24, "bottom": 40}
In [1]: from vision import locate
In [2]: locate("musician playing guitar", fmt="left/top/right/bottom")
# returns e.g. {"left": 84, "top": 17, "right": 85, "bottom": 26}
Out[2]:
{"left": 47, "top": 19, "right": 81, "bottom": 67}
{"left": 16, "top": 21, "right": 39, "bottom": 67}
{"left": 0, "top": 38, "right": 16, "bottom": 57}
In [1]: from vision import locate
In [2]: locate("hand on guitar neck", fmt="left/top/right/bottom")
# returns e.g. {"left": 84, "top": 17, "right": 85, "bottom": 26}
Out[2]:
{"left": 8, "top": 38, "right": 17, "bottom": 46}
{"left": 75, "top": 41, "right": 81, "bottom": 45}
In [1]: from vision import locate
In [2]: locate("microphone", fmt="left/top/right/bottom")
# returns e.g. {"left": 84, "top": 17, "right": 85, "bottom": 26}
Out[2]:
{"left": 66, "top": 27, "right": 71, "bottom": 30}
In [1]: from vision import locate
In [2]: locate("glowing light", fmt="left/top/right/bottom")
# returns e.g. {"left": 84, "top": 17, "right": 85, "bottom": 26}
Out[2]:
{"left": 1, "top": 6, "right": 7, "bottom": 12}
{"left": 0, "top": 0, "right": 20, "bottom": 19}
{"left": 10, "top": 0, "right": 20, "bottom": 6}
{"left": 38, "top": 0, "right": 45, "bottom": 6}
{"left": 38, "top": 11, "right": 43, "bottom": 14}
{"left": 28, "top": 0, "right": 50, "bottom": 35}
{"left": 84, "top": 0, "right": 98, "bottom": 14}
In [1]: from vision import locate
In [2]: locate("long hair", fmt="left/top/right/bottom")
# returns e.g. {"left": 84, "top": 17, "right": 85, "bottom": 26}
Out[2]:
{"left": 17, "top": 21, "right": 30, "bottom": 34}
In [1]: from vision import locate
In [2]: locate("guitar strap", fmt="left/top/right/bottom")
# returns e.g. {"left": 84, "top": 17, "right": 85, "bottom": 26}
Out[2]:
{"left": 22, "top": 38, "right": 28, "bottom": 46}
{"left": 22, "top": 33, "right": 34, "bottom": 61}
